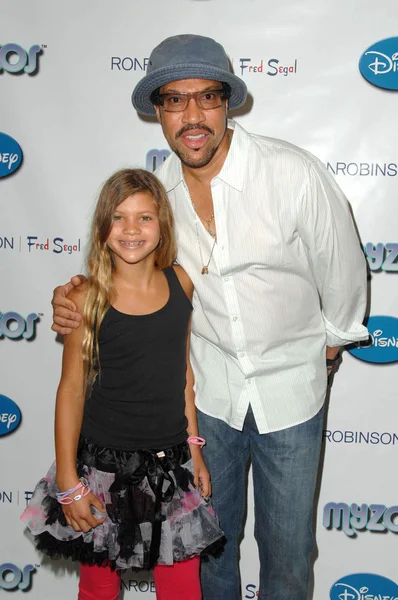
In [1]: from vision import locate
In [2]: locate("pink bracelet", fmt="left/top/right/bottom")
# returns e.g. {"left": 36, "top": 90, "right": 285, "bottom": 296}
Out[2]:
{"left": 56, "top": 478, "right": 91, "bottom": 505}
{"left": 187, "top": 436, "right": 206, "bottom": 448}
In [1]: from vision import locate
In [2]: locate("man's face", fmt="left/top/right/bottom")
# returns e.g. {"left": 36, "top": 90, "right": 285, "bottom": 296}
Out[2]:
{"left": 154, "top": 79, "right": 228, "bottom": 169}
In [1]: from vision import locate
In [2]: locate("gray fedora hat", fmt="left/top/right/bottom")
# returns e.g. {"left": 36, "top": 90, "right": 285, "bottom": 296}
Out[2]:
{"left": 132, "top": 34, "right": 247, "bottom": 116}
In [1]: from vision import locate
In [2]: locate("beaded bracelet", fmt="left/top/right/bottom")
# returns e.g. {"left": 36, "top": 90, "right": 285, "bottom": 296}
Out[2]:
{"left": 56, "top": 477, "right": 91, "bottom": 505}
{"left": 187, "top": 436, "right": 206, "bottom": 448}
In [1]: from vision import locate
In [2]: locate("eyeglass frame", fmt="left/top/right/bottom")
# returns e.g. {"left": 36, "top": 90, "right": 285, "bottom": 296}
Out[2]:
{"left": 154, "top": 88, "right": 228, "bottom": 112}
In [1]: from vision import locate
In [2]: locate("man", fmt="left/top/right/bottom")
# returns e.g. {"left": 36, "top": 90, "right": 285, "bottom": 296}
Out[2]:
{"left": 52, "top": 34, "right": 368, "bottom": 600}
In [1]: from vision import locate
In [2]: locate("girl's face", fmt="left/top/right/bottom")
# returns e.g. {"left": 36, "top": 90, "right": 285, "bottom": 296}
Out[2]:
{"left": 106, "top": 192, "right": 161, "bottom": 267}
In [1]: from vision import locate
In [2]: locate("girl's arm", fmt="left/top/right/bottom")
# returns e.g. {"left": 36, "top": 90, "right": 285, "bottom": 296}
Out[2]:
{"left": 173, "top": 266, "right": 211, "bottom": 498}
{"left": 55, "top": 286, "right": 86, "bottom": 491}
{"left": 55, "top": 284, "right": 105, "bottom": 531}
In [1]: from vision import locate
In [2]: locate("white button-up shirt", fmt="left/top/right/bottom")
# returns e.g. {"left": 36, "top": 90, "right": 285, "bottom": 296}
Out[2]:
{"left": 156, "top": 120, "right": 368, "bottom": 434}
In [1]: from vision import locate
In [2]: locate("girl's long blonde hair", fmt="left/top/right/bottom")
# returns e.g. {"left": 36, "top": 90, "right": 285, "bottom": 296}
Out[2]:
{"left": 82, "top": 168, "right": 177, "bottom": 388}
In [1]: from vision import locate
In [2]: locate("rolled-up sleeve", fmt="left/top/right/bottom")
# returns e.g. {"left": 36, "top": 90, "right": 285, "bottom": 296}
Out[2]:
{"left": 298, "top": 157, "right": 369, "bottom": 346}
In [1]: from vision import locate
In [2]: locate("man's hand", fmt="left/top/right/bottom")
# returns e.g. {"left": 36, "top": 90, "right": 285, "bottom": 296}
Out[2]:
{"left": 51, "top": 275, "right": 86, "bottom": 335}
{"left": 326, "top": 346, "right": 340, "bottom": 361}
{"left": 326, "top": 345, "right": 341, "bottom": 382}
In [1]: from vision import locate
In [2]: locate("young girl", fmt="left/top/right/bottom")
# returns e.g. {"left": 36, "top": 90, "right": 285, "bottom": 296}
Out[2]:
{"left": 21, "top": 169, "right": 223, "bottom": 600}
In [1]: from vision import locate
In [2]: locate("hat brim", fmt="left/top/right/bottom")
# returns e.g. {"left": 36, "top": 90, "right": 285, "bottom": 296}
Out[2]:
{"left": 131, "top": 64, "right": 247, "bottom": 116}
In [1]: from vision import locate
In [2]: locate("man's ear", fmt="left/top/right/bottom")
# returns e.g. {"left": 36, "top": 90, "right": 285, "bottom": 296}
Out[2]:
{"left": 154, "top": 105, "right": 161, "bottom": 123}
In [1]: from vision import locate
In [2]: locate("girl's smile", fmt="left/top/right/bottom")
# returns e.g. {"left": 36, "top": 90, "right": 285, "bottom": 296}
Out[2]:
{"left": 107, "top": 191, "right": 160, "bottom": 266}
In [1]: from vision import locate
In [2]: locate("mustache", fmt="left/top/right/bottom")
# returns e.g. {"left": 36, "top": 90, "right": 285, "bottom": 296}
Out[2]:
{"left": 175, "top": 124, "right": 214, "bottom": 139}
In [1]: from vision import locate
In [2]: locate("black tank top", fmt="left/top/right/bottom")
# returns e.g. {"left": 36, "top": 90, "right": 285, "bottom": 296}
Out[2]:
{"left": 81, "top": 267, "right": 192, "bottom": 450}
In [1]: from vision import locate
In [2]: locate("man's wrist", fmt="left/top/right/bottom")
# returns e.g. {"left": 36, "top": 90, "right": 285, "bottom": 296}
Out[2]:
{"left": 326, "top": 346, "right": 341, "bottom": 360}
{"left": 326, "top": 355, "right": 340, "bottom": 366}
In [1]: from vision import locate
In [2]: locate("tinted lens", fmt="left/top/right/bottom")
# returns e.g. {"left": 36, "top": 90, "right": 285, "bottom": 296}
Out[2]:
{"left": 160, "top": 90, "right": 224, "bottom": 112}
{"left": 163, "top": 94, "right": 188, "bottom": 111}
{"left": 197, "top": 91, "right": 223, "bottom": 109}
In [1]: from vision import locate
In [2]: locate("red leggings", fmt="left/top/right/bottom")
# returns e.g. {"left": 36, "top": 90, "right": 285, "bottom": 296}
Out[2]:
{"left": 78, "top": 557, "right": 201, "bottom": 600}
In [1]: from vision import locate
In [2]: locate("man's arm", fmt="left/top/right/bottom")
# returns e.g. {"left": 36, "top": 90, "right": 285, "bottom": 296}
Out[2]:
{"left": 298, "top": 157, "right": 369, "bottom": 349}
{"left": 51, "top": 275, "right": 86, "bottom": 334}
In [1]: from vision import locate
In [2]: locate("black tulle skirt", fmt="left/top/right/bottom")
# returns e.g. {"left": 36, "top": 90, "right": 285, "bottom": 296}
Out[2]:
{"left": 21, "top": 437, "right": 224, "bottom": 570}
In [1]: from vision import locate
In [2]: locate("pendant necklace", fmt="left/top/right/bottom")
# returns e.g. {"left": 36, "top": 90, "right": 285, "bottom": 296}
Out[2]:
{"left": 191, "top": 199, "right": 217, "bottom": 239}
{"left": 183, "top": 163, "right": 221, "bottom": 275}
{"left": 194, "top": 217, "right": 216, "bottom": 274}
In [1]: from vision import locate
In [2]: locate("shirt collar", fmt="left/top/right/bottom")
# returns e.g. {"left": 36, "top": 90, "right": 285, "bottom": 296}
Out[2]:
{"left": 158, "top": 119, "right": 250, "bottom": 193}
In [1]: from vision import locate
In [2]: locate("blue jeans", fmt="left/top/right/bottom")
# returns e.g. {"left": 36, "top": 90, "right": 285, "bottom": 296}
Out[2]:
{"left": 198, "top": 406, "right": 324, "bottom": 600}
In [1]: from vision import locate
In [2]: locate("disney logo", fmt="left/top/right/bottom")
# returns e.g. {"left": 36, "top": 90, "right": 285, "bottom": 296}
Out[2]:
{"left": 360, "top": 329, "right": 398, "bottom": 349}
{"left": 365, "top": 51, "right": 398, "bottom": 75}
{"left": 348, "top": 316, "right": 398, "bottom": 364}
{"left": 359, "top": 37, "right": 398, "bottom": 90}
{"left": 335, "top": 583, "right": 398, "bottom": 600}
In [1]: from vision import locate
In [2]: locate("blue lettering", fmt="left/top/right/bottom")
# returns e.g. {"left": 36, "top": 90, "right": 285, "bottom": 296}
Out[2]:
{"left": 240, "top": 58, "right": 251, "bottom": 76}
{"left": 383, "top": 243, "right": 398, "bottom": 272}
{"left": 375, "top": 163, "right": 387, "bottom": 176}
{"left": 134, "top": 58, "right": 144, "bottom": 70}
{"left": 322, "top": 430, "right": 398, "bottom": 445}
{"left": 25, "top": 491, "right": 33, "bottom": 506}
{"left": 0, "top": 312, "right": 39, "bottom": 340}
{"left": 1, "top": 491, "right": 12, "bottom": 503}
{"left": 384, "top": 506, "right": 398, "bottom": 533}
{"left": 53, "top": 237, "right": 63, "bottom": 254}
{"left": 27, "top": 236, "right": 38, "bottom": 252}
{"left": 122, "top": 57, "right": 133, "bottom": 70}
{"left": 245, "top": 584, "right": 257, "bottom": 599}
{"left": 121, "top": 579, "right": 155, "bottom": 592}
{"left": 323, "top": 429, "right": 331, "bottom": 441}
{"left": 112, "top": 57, "right": 150, "bottom": 71}
{"left": 0, "top": 44, "right": 41, "bottom": 75}
{"left": 350, "top": 503, "right": 368, "bottom": 530}
{"left": 25, "top": 45, "right": 42, "bottom": 75}
{"left": 324, "top": 502, "right": 398, "bottom": 535}
{"left": 111, "top": 56, "right": 121, "bottom": 70}
{"left": 0, "top": 563, "right": 36, "bottom": 591}
{"left": 364, "top": 242, "right": 384, "bottom": 271}
{"left": 326, "top": 163, "right": 336, "bottom": 175}
{"left": 331, "top": 430, "right": 343, "bottom": 442}
{"left": 267, "top": 58, "right": 279, "bottom": 76}
{"left": 146, "top": 149, "right": 171, "bottom": 172}
{"left": 323, "top": 502, "right": 354, "bottom": 536}
{"left": 367, "top": 504, "right": 387, "bottom": 532}
{"left": 0, "top": 237, "right": 13, "bottom": 249}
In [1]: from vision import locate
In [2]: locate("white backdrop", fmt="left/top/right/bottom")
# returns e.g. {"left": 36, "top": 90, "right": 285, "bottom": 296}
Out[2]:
{"left": 1, "top": 1, "right": 398, "bottom": 598}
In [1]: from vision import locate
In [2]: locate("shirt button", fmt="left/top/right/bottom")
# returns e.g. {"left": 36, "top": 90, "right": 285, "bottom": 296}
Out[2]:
{"left": 239, "top": 352, "right": 245, "bottom": 357}
{"left": 232, "top": 316, "right": 238, "bottom": 322}
{"left": 247, "top": 379, "right": 252, "bottom": 385}
{"left": 223, "top": 276, "right": 229, "bottom": 282}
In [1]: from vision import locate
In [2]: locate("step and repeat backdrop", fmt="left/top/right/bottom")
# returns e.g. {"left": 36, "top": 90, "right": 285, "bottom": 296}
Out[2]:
{"left": 1, "top": 1, "right": 397, "bottom": 598}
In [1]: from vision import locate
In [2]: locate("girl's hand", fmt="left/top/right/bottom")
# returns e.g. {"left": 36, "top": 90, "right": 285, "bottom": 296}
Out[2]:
{"left": 62, "top": 491, "right": 106, "bottom": 532}
{"left": 190, "top": 447, "right": 211, "bottom": 498}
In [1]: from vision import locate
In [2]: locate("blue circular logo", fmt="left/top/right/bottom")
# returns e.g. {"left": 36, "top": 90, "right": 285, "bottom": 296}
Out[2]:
{"left": 0, "top": 132, "right": 23, "bottom": 177}
{"left": 359, "top": 37, "right": 398, "bottom": 90}
{"left": 330, "top": 573, "right": 398, "bottom": 600}
{"left": 0, "top": 394, "right": 21, "bottom": 436}
{"left": 348, "top": 315, "right": 398, "bottom": 364}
